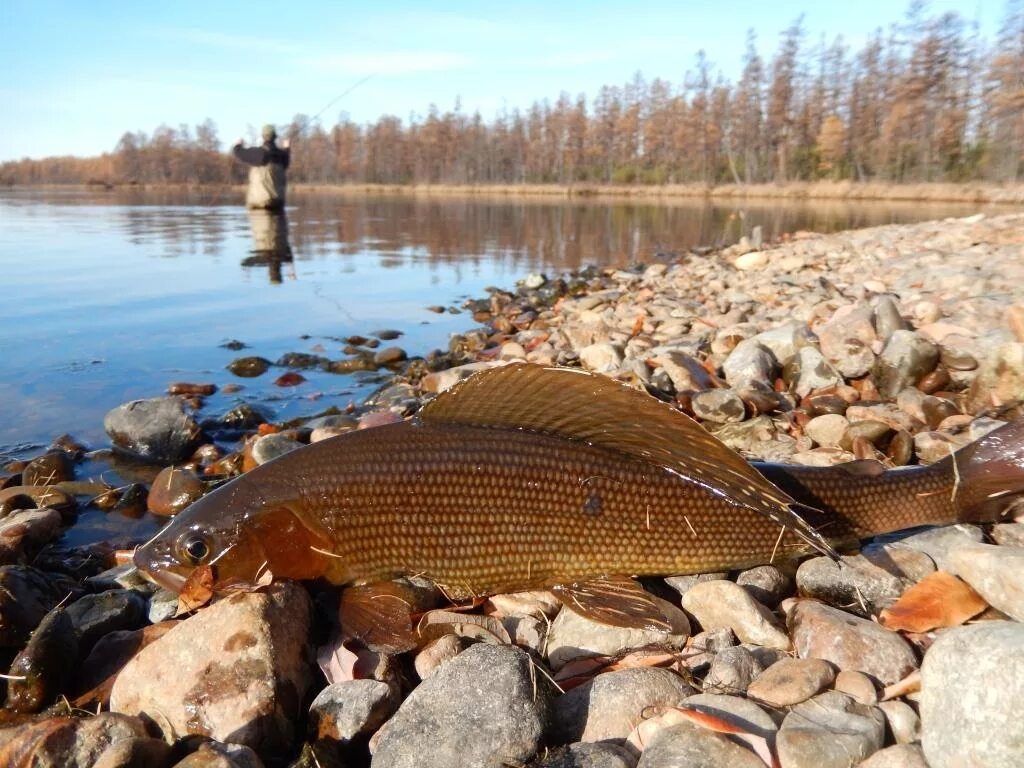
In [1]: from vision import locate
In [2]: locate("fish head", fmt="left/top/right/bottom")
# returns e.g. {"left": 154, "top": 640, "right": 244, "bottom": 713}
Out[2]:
{"left": 134, "top": 474, "right": 330, "bottom": 594}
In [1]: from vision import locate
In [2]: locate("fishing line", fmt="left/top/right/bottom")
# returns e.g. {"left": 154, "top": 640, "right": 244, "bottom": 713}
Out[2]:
{"left": 288, "top": 73, "right": 377, "bottom": 133}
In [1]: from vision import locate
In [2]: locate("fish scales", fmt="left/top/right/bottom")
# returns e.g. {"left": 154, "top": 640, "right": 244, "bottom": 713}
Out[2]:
{"left": 133, "top": 363, "right": 1024, "bottom": 632}
{"left": 285, "top": 422, "right": 810, "bottom": 595}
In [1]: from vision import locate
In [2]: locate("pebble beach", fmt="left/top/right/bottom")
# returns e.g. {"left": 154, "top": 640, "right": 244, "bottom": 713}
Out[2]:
{"left": 2, "top": 212, "right": 1024, "bottom": 767}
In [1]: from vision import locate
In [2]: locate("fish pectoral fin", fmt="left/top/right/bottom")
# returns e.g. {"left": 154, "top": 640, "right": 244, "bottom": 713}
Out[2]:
{"left": 551, "top": 576, "right": 673, "bottom": 632}
{"left": 339, "top": 581, "right": 420, "bottom": 654}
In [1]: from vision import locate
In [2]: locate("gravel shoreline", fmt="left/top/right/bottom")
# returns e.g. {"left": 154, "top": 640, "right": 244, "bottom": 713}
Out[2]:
{"left": 2, "top": 213, "right": 1024, "bottom": 767}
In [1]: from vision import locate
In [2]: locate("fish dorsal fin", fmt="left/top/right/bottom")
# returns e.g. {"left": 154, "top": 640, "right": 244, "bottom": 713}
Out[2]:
{"left": 551, "top": 576, "right": 673, "bottom": 631}
{"left": 421, "top": 363, "right": 836, "bottom": 557}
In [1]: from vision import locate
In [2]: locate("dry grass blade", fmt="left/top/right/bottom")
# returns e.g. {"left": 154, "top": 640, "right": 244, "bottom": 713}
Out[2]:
{"left": 626, "top": 706, "right": 778, "bottom": 768}
{"left": 416, "top": 609, "right": 511, "bottom": 645}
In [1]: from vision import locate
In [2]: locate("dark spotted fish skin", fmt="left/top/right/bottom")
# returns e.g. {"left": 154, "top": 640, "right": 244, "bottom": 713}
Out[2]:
{"left": 755, "top": 461, "right": 958, "bottom": 543}
{"left": 273, "top": 421, "right": 817, "bottom": 596}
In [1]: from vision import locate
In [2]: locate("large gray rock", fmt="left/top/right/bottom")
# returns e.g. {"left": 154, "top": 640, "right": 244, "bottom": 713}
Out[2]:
{"left": 722, "top": 339, "right": 777, "bottom": 391}
{"left": 0, "top": 712, "right": 170, "bottom": 768}
{"left": 920, "top": 621, "right": 1024, "bottom": 768}
{"left": 892, "top": 524, "right": 983, "bottom": 572}
{"left": 104, "top": 397, "right": 202, "bottom": 463}
{"left": 371, "top": 644, "right": 549, "bottom": 768}
{"left": 787, "top": 601, "right": 916, "bottom": 685}
{"left": 948, "top": 542, "right": 1024, "bottom": 621}
{"left": 788, "top": 346, "right": 844, "bottom": 398}
{"left": 682, "top": 580, "right": 789, "bottom": 650}
{"left": 702, "top": 646, "right": 762, "bottom": 695}
{"left": 795, "top": 550, "right": 932, "bottom": 617}
{"left": 857, "top": 744, "right": 929, "bottom": 768}
{"left": 531, "top": 742, "right": 635, "bottom": 768}
{"left": 553, "top": 667, "right": 695, "bottom": 744}
{"left": 546, "top": 599, "right": 689, "bottom": 670}
{"left": 873, "top": 330, "right": 939, "bottom": 397}
{"left": 309, "top": 680, "right": 398, "bottom": 754}
{"left": 746, "top": 657, "right": 835, "bottom": 707}
{"left": 635, "top": 719, "right": 764, "bottom": 768}
{"left": 776, "top": 691, "right": 885, "bottom": 768}
{"left": 111, "top": 583, "right": 312, "bottom": 756}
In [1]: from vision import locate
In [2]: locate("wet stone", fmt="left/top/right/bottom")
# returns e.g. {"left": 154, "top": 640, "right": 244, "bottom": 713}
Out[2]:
{"left": 104, "top": 397, "right": 202, "bottom": 464}
{"left": 372, "top": 329, "right": 403, "bottom": 341}
{"left": 227, "top": 356, "right": 272, "bottom": 377}
{"left": 172, "top": 741, "right": 265, "bottom": 768}
{"left": 147, "top": 466, "right": 204, "bottom": 517}
{"left": 218, "top": 403, "right": 271, "bottom": 431}
{"left": 0, "top": 508, "right": 62, "bottom": 565}
{"left": 0, "top": 712, "right": 166, "bottom": 768}
{"left": 5, "top": 606, "right": 77, "bottom": 713}
{"left": 373, "top": 346, "right": 408, "bottom": 366}
{"left": 372, "top": 644, "right": 549, "bottom": 768}
{"left": 552, "top": 667, "right": 695, "bottom": 744}
{"left": 0, "top": 565, "right": 83, "bottom": 648}
{"left": 250, "top": 433, "right": 303, "bottom": 466}
{"left": 275, "top": 352, "right": 328, "bottom": 369}
{"left": 66, "top": 589, "right": 147, "bottom": 653}
{"left": 22, "top": 451, "right": 74, "bottom": 486}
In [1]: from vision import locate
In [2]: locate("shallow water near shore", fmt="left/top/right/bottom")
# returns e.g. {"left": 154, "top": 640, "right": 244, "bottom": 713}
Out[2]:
{"left": 0, "top": 187, "right": 1006, "bottom": 458}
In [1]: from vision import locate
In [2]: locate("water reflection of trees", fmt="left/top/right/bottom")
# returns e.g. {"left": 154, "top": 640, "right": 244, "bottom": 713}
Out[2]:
{"left": 2, "top": 188, "right": 984, "bottom": 271}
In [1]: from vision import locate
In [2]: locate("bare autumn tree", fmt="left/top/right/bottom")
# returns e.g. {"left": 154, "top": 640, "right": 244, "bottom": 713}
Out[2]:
{"left": 4, "top": 2, "right": 1021, "bottom": 188}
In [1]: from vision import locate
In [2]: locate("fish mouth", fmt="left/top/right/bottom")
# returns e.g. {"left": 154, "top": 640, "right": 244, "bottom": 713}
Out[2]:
{"left": 133, "top": 555, "right": 189, "bottom": 594}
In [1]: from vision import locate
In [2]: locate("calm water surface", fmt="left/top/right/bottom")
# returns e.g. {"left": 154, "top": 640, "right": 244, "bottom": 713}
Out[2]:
{"left": 0, "top": 187, "right": 1002, "bottom": 461}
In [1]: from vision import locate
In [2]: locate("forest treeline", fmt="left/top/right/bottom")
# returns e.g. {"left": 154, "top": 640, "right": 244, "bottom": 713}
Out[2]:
{"left": 3, "top": 2, "right": 1023, "bottom": 188}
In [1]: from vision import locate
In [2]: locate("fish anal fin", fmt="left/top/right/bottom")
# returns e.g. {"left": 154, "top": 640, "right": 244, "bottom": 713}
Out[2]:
{"left": 340, "top": 581, "right": 419, "bottom": 654}
{"left": 552, "top": 576, "right": 674, "bottom": 632}
{"left": 420, "top": 363, "right": 837, "bottom": 559}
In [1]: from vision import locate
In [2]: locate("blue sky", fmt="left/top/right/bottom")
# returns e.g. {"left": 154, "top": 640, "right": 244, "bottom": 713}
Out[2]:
{"left": 1, "top": 0, "right": 996, "bottom": 161}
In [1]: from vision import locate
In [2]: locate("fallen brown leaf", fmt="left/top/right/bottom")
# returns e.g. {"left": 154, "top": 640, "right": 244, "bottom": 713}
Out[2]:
{"left": 880, "top": 571, "right": 988, "bottom": 633}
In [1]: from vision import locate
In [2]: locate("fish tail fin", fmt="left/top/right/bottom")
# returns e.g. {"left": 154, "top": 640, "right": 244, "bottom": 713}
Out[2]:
{"left": 940, "top": 418, "right": 1024, "bottom": 523}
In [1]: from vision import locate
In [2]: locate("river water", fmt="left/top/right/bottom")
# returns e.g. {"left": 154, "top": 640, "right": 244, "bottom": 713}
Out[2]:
{"left": 0, "top": 187, "right": 1005, "bottom": 460}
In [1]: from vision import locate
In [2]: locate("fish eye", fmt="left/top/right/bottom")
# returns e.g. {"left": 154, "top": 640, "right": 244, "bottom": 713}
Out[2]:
{"left": 178, "top": 533, "right": 213, "bottom": 565}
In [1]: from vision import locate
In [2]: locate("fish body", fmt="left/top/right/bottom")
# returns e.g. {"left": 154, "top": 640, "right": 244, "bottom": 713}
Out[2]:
{"left": 134, "top": 363, "right": 1024, "bottom": 634}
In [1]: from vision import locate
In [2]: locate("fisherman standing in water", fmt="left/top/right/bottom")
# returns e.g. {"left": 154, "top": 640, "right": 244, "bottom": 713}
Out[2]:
{"left": 232, "top": 124, "right": 290, "bottom": 210}
{"left": 233, "top": 124, "right": 294, "bottom": 282}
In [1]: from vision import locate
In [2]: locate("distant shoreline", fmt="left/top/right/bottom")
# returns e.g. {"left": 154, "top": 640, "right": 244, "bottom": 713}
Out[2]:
{"left": 6, "top": 180, "right": 1024, "bottom": 205}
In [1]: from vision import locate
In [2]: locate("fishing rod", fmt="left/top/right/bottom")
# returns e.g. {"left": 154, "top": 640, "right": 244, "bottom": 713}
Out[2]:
{"left": 284, "top": 73, "right": 377, "bottom": 136}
